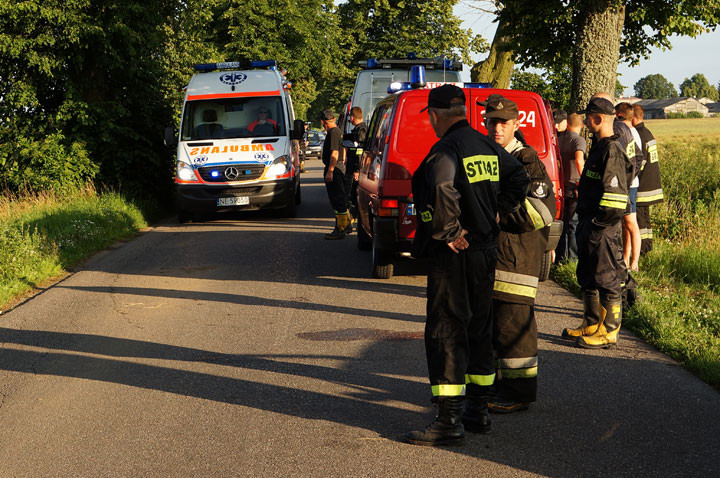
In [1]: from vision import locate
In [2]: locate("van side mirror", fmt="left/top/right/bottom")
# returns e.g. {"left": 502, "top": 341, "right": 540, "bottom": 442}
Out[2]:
{"left": 164, "top": 126, "right": 177, "bottom": 147}
{"left": 291, "top": 119, "right": 305, "bottom": 140}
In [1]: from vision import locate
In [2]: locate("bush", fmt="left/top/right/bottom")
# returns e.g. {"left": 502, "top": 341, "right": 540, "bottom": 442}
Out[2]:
{"left": 686, "top": 111, "right": 704, "bottom": 118}
{"left": 0, "top": 133, "right": 98, "bottom": 195}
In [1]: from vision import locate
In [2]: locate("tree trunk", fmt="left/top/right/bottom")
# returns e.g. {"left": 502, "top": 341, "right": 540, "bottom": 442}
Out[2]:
{"left": 569, "top": 1, "right": 625, "bottom": 112}
{"left": 471, "top": 17, "right": 514, "bottom": 88}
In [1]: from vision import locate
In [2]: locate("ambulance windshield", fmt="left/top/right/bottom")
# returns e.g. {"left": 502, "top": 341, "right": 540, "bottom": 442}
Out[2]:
{"left": 181, "top": 96, "right": 286, "bottom": 141}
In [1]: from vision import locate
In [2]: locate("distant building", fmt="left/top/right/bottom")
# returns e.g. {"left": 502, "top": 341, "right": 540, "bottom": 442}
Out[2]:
{"left": 698, "top": 97, "right": 715, "bottom": 105}
{"left": 636, "top": 97, "right": 710, "bottom": 118}
{"left": 706, "top": 102, "right": 720, "bottom": 116}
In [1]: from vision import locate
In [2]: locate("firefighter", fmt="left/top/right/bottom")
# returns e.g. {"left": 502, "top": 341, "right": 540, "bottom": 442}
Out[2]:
{"left": 482, "top": 94, "right": 556, "bottom": 413}
{"left": 561, "top": 97, "right": 631, "bottom": 348}
{"left": 631, "top": 103, "right": 663, "bottom": 254}
{"left": 406, "top": 85, "right": 528, "bottom": 446}
{"left": 343, "top": 106, "right": 368, "bottom": 226}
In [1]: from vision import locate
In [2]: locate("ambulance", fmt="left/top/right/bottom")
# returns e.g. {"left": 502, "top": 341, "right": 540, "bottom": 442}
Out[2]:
{"left": 169, "top": 60, "right": 305, "bottom": 221}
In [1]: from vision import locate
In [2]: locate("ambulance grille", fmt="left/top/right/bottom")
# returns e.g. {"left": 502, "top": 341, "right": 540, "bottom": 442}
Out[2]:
{"left": 218, "top": 187, "right": 262, "bottom": 196}
{"left": 198, "top": 164, "right": 266, "bottom": 182}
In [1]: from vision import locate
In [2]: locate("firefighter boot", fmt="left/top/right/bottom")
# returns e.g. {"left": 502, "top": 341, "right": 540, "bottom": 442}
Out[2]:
{"left": 343, "top": 211, "right": 353, "bottom": 235}
{"left": 406, "top": 396, "right": 465, "bottom": 446}
{"left": 561, "top": 290, "right": 602, "bottom": 340}
{"left": 576, "top": 300, "right": 622, "bottom": 349}
{"left": 324, "top": 213, "right": 347, "bottom": 240}
{"left": 461, "top": 384, "right": 491, "bottom": 434}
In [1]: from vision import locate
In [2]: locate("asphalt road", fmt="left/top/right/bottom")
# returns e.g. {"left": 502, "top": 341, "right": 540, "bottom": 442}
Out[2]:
{"left": 1, "top": 161, "right": 718, "bottom": 477}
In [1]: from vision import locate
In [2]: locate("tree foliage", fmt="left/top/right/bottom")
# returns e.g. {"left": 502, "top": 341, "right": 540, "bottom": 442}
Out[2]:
{"left": 495, "top": 0, "right": 720, "bottom": 110}
{"left": 679, "top": 73, "right": 720, "bottom": 101}
{"left": 634, "top": 74, "right": 678, "bottom": 99}
{"left": 510, "top": 68, "right": 572, "bottom": 109}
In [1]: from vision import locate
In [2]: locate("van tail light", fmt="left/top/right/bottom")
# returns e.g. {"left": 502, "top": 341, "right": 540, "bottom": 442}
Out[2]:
{"left": 378, "top": 198, "right": 399, "bottom": 217}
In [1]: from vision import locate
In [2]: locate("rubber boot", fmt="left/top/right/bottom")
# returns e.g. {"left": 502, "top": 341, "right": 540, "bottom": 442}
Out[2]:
{"left": 343, "top": 211, "right": 353, "bottom": 235}
{"left": 324, "top": 213, "right": 347, "bottom": 240}
{"left": 576, "top": 300, "right": 622, "bottom": 349}
{"left": 561, "top": 290, "right": 602, "bottom": 340}
{"left": 461, "top": 384, "right": 492, "bottom": 434}
{"left": 406, "top": 396, "right": 465, "bottom": 446}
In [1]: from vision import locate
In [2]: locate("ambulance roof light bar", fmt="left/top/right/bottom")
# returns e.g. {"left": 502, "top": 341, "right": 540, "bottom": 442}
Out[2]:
{"left": 360, "top": 55, "right": 462, "bottom": 71}
{"left": 193, "top": 60, "right": 278, "bottom": 72}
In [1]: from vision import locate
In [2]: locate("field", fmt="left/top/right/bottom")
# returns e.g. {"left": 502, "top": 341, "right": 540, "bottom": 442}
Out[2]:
{"left": 553, "top": 117, "right": 720, "bottom": 389}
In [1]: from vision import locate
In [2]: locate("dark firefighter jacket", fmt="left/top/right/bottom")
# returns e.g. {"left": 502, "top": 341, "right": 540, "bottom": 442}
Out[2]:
{"left": 411, "top": 120, "right": 529, "bottom": 258}
{"left": 345, "top": 121, "right": 368, "bottom": 174}
{"left": 493, "top": 138, "right": 557, "bottom": 305}
{"left": 634, "top": 122, "right": 664, "bottom": 206}
{"left": 577, "top": 135, "right": 631, "bottom": 228}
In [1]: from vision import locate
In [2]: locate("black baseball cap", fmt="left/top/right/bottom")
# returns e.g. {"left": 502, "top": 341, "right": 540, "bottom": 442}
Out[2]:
{"left": 420, "top": 84, "right": 466, "bottom": 112}
{"left": 577, "top": 98, "right": 615, "bottom": 115}
{"left": 478, "top": 94, "right": 519, "bottom": 121}
{"left": 553, "top": 109, "right": 568, "bottom": 123}
{"left": 318, "top": 109, "right": 335, "bottom": 121}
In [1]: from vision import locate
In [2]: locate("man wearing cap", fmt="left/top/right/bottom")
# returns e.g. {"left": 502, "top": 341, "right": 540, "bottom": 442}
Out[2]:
{"left": 406, "top": 85, "right": 529, "bottom": 446}
{"left": 319, "top": 109, "right": 351, "bottom": 239}
{"left": 561, "top": 97, "right": 631, "bottom": 349}
{"left": 555, "top": 112, "right": 587, "bottom": 263}
{"left": 482, "top": 94, "right": 556, "bottom": 414}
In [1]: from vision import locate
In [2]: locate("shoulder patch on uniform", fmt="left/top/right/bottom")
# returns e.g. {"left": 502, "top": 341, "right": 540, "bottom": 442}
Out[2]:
{"left": 610, "top": 176, "right": 619, "bottom": 188}
{"left": 532, "top": 182, "right": 546, "bottom": 198}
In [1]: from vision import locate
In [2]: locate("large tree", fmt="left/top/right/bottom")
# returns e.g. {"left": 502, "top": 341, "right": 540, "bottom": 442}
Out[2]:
{"left": 679, "top": 73, "right": 719, "bottom": 101}
{"left": 484, "top": 1, "right": 720, "bottom": 111}
{"left": 634, "top": 74, "right": 678, "bottom": 99}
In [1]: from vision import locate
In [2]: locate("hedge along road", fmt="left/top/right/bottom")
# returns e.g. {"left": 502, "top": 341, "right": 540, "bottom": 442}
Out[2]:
{"left": 0, "top": 161, "right": 718, "bottom": 477}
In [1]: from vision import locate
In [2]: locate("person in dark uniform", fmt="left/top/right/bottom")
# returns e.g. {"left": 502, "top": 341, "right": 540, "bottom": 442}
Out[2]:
{"left": 631, "top": 103, "right": 663, "bottom": 254}
{"left": 561, "top": 97, "right": 631, "bottom": 348}
{"left": 319, "top": 109, "right": 350, "bottom": 240}
{"left": 481, "top": 94, "right": 556, "bottom": 413}
{"left": 406, "top": 85, "right": 529, "bottom": 446}
{"left": 343, "top": 106, "right": 368, "bottom": 226}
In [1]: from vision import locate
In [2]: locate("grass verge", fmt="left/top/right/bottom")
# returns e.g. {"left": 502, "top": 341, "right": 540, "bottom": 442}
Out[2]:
{"left": 0, "top": 186, "right": 163, "bottom": 310}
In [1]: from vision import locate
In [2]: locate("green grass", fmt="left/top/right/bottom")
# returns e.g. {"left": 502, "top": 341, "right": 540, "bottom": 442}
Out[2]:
{"left": 0, "top": 187, "right": 160, "bottom": 309}
{"left": 551, "top": 126, "right": 720, "bottom": 390}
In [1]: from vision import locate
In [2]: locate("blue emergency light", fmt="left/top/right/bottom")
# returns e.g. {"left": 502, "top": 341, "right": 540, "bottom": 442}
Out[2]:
{"left": 194, "top": 60, "right": 277, "bottom": 72}
{"left": 211, "top": 170, "right": 220, "bottom": 178}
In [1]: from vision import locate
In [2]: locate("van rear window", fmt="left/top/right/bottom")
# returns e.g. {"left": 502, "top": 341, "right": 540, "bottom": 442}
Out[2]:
{"left": 473, "top": 96, "right": 547, "bottom": 155}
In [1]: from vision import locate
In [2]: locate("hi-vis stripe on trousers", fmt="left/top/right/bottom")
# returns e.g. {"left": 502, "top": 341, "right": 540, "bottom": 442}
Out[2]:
{"left": 493, "top": 301, "right": 538, "bottom": 402}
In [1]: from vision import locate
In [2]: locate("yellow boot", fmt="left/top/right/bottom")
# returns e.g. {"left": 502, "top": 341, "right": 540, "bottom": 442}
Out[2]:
{"left": 577, "top": 301, "right": 622, "bottom": 349}
{"left": 561, "top": 290, "right": 602, "bottom": 339}
{"left": 343, "top": 211, "right": 353, "bottom": 234}
{"left": 325, "top": 213, "right": 348, "bottom": 240}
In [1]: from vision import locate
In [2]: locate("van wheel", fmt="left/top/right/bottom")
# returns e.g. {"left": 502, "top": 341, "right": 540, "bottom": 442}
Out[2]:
{"left": 283, "top": 192, "right": 297, "bottom": 218}
{"left": 539, "top": 250, "right": 552, "bottom": 282}
{"left": 177, "top": 209, "right": 191, "bottom": 223}
{"left": 372, "top": 244, "right": 393, "bottom": 279}
{"left": 357, "top": 221, "right": 372, "bottom": 250}
{"left": 295, "top": 183, "right": 302, "bottom": 205}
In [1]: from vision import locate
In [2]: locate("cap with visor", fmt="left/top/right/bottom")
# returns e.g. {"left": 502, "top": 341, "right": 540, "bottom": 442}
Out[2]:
{"left": 478, "top": 94, "right": 519, "bottom": 120}
{"left": 420, "top": 84, "right": 466, "bottom": 112}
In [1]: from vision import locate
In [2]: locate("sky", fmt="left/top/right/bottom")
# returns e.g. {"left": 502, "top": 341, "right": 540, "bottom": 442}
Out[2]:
{"left": 455, "top": 3, "right": 720, "bottom": 97}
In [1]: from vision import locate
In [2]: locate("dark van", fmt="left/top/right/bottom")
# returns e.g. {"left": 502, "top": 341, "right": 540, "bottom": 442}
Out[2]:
{"left": 356, "top": 85, "right": 563, "bottom": 279}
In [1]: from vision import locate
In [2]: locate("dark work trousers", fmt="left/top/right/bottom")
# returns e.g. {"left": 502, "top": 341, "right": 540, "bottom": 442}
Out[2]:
{"left": 576, "top": 219, "right": 623, "bottom": 304}
{"left": 555, "top": 194, "right": 578, "bottom": 263}
{"left": 324, "top": 166, "right": 347, "bottom": 214}
{"left": 425, "top": 243, "right": 498, "bottom": 397}
{"left": 493, "top": 301, "right": 537, "bottom": 402}
{"left": 637, "top": 204, "right": 653, "bottom": 255}
{"left": 343, "top": 169, "right": 358, "bottom": 215}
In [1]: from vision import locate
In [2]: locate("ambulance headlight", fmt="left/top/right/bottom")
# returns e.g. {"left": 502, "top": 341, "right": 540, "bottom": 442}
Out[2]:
{"left": 177, "top": 161, "right": 197, "bottom": 181}
{"left": 266, "top": 155, "right": 291, "bottom": 178}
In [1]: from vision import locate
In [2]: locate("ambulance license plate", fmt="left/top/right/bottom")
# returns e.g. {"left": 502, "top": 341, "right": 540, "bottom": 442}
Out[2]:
{"left": 406, "top": 203, "right": 415, "bottom": 215}
{"left": 217, "top": 196, "right": 249, "bottom": 206}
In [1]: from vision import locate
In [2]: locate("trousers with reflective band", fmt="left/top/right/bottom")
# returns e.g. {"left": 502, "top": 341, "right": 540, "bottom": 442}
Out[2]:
{"left": 637, "top": 204, "right": 654, "bottom": 255}
{"left": 493, "top": 301, "right": 538, "bottom": 402}
{"left": 576, "top": 219, "right": 623, "bottom": 304}
{"left": 426, "top": 245, "right": 497, "bottom": 396}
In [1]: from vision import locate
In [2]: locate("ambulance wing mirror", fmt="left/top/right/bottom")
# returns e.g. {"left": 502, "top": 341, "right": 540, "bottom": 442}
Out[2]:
{"left": 164, "top": 126, "right": 177, "bottom": 147}
{"left": 291, "top": 119, "right": 305, "bottom": 141}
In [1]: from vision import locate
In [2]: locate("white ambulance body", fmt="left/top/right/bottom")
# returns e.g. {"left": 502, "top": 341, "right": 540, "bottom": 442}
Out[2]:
{"left": 174, "top": 61, "right": 304, "bottom": 220}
